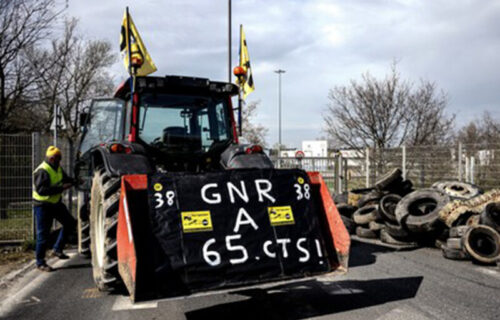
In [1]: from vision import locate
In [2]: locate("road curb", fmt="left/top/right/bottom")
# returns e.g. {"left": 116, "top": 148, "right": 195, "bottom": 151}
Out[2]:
{"left": 0, "top": 259, "right": 36, "bottom": 289}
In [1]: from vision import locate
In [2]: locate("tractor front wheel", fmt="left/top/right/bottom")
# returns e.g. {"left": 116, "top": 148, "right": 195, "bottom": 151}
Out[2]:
{"left": 89, "top": 168, "right": 121, "bottom": 291}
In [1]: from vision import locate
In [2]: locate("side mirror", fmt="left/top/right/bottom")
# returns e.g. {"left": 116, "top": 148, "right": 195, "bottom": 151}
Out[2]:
{"left": 79, "top": 112, "right": 90, "bottom": 127}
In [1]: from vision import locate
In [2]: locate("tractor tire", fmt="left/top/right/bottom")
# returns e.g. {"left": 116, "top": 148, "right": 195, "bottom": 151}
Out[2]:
{"left": 355, "top": 226, "right": 378, "bottom": 239}
{"left": 463, "top": 225, "right": 500, "bottom": 264}
{"left": 442, "top": 246, "right": 470, "bottom": 261}
{"left": 395, "top": 189, "right": 449, "bottom": 233}
{"left": 77, "top": 191, "right": 90, "bottom": 257}
{"left": 378, "top": 194, "right": 401, "bottom": 223}
{"left": 480, "top": 202, "right": 500, "bottom": 232}
{"left": 375, "top": 168, "right": 402, "bottom": 191}
{"left": 90, "top": 168, "right": 121, "bottom": 291}
{"left": 352, "top": 205, "right": 379, "bottom": 225}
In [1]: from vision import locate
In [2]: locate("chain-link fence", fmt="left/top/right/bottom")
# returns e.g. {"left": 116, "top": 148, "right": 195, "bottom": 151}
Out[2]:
{"left": 1, "top": 135, "right": 500, "bottom": 242}
{"left": 275, "top": 143, "right": 500, "bottom": 195}
{"left": 0, "top": 133, "right": 73, "bottom": 243}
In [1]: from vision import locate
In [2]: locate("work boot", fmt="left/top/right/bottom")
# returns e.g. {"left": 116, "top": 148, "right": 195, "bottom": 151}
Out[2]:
{"left": 37, "top": 264, "right": 54, "bottom": 272}
{"left": 51, "top": 251, "right": 70, "bottom": 259}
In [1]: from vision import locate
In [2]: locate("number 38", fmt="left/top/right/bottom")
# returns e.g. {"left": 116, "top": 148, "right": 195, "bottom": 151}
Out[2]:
{"left": 154, "top": 191, "right": 176, "bottom": 208}
{"left": 294, "top": 183, "right": 310, "bottom": 200}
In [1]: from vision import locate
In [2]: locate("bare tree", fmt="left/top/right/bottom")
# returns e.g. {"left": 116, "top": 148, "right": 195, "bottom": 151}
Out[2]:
{"left": 323, "top": 64, "right": 454, "bottom": 151}
{"left": 28, "top": 18, "right": 115, "bottom": 141}
{"left": 457, "top": 111, "right": 500, "bottom": 146}
{"left": 241, "top": 100, "right": 268, "bottom": 147}
{"left": 0, "top": 0, "right": 59, "bottom": 132}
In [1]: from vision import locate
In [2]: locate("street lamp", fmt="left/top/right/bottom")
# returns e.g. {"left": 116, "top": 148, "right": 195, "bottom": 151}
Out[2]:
{"left": 274, "top": 69, "right": 285, "bottom": 164}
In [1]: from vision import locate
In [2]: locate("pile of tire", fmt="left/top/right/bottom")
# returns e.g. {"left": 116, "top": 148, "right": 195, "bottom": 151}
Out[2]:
{"left": 335, "top": 169, "right": 500, "bottom": 267}
{"left": 439, "top": 189, "right": 500, "bottom": 266}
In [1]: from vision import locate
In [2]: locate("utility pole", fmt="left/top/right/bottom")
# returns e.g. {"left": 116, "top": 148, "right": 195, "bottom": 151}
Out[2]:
{"left": 228, "top": 0, "right": 232, "bottom": 82}
{"left": 274, "top": 69, "right": 285, "bottom": 164}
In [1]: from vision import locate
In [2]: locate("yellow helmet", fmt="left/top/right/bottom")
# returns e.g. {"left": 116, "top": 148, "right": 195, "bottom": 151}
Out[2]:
{"left": 46, "top": 146, "right": 62, "bottom": 158}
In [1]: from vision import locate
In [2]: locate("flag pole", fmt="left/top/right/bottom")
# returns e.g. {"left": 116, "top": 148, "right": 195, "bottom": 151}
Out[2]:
{"left": 238, "top": 24, "right": 243, "bottom": 136}
{"left": 126, "top": 7, "right": 137, "bottom": 141}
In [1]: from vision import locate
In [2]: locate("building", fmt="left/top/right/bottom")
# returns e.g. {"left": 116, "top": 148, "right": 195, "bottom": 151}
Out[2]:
{"left": 302, "top": 140, "right": 328, "bottom": 157}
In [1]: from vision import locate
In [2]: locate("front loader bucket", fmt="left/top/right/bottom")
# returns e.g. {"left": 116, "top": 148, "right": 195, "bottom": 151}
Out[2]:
{"left": 117, "top": 169, "right": 350, "bottom": 301}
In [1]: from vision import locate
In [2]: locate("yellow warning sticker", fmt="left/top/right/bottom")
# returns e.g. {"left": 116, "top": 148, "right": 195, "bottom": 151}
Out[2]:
{"left": 181, "top": 211, "right": 213, "bottom": 233}
{"left": 153, "top": 183, "right": 163, "bottom": 191}
{"left": 268, "top": 206, "right": 295, "bottom": 226}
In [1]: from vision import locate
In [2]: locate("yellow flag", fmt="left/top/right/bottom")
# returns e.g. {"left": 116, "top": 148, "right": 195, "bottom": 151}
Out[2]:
{"left": 238, "top": 25, "right": 255, "bottom": 99}
{"left": 120, "top": 9, "right": 157, "bottom": 76}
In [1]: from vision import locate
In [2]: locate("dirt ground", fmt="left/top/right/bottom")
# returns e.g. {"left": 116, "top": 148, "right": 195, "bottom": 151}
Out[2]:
{"left": 0, "top": 249, "right": 33, "bottom": 279}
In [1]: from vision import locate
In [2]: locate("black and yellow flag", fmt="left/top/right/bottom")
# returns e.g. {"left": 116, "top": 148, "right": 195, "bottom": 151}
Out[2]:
{"left": 238, "top": 25, "right": 255, "bottom": 99}
{"left": 120, "top": 9, "right": 157, "bottom": 76}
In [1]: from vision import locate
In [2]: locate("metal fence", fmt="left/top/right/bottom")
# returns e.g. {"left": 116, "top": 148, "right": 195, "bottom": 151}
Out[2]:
{"left": 1, "top": 134, "right": 499, "bottom": 243}
{"left": 275, "top": 143, "right": 500, "bottom": 194}
{"left": 0, "top": 133, "right": 73, "bottom": 243}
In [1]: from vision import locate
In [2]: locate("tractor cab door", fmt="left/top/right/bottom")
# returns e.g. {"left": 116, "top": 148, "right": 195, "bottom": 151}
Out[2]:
{"left": 75, "top": 98, "right": 125, "bottom": 190}
{"left": 78, "top": 99, "right": 125, "bottom": 155}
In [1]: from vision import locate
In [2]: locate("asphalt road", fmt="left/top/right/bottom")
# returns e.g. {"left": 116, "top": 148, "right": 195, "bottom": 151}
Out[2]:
{"left": 1, "top": 239, "right": 499, "bottom": 320}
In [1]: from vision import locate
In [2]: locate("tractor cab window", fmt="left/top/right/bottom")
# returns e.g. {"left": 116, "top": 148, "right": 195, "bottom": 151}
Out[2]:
{"left": 139, "top": 94, "right": 232, "bottom": 153}
{"left": 79, "top": 99, "right": 124, "bottom": 154}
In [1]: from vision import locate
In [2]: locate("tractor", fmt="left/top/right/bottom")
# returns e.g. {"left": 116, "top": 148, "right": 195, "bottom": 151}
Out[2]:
{"left": 75, "top": 75, "right": 350, "bottom": 301}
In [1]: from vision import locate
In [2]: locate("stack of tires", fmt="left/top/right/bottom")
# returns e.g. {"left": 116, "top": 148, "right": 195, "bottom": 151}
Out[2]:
{"left": 335, "top": 170, "right": 500, "bottom": 267}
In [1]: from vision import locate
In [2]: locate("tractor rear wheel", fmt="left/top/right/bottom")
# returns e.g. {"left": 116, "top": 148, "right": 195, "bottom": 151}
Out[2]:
{"left": 77, "top": 191, "right": 90, "bottom": 256}
{"left": 90, "top": 168, "right": 121, "bottom": 291}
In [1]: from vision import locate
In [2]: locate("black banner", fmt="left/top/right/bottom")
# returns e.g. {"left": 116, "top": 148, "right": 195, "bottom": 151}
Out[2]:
{"left": 147, "top": 169, "right": 331, "bottom": 292}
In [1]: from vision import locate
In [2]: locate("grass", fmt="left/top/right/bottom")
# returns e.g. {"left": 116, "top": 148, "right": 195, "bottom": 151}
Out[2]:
{"left": 0, "top": 209, "right": 32, "bottom": 241}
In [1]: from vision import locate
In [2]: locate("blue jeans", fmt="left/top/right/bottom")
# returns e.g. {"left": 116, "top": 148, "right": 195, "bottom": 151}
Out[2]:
{"left": 34, "top": 202, "right": 76, "bottom": 266}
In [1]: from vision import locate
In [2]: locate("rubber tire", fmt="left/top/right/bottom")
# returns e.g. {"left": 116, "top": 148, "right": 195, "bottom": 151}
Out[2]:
{"left": 432, "top": 181, "right": 482, "bottom": 200}
{"left": 380, "top": 228, "right": 418, "bottom": 246}
{"left": 378, "top": 194, "right": 401, "bottom": 223}
{"left": 341, "top": 215, "right": 356, "bottom": 234}
{"left": 352, "top": 205, "right": 379, "bottom": 225}
{"left": 387, "top": 179, "right": 413, "bottom": 196}
{"left": 384, "top": 221, "right": 412, "bottom": 240}
{"left": 446, "top": 237, "right": 463, "bottom": 250}
{"left": 449, "top": 226, "right": 470, "bottom": 238}
{"left": 77, "top": 191, "right": 90, "bottom": 257}
{"left": 480, "top": 202, "right": 500, "bottom": 232}
{"left": 442, "top": 246, "right": 470, "bottom": 260}
{"left": 463, "top": 225, "right": 500, "bottom": 264}
{"left": 90, "top": 168, "right": 121, "bottom": 291}
{"left": 375, "top": 168, "right": 402, "bottom": 191}
{"left": 369, "top": 221, "right": 384, "bottom": 231}
{"left": 355, "top": 226, "right": 378, "bottom": 239}
{"left": 395, "top": 189, "right": 450, "bottom": 233}
{"left": 358, "top": 190, "right": 386, "bottom": 208}
{"left": 337, "top": 204, "right": 357, "bottom": 218}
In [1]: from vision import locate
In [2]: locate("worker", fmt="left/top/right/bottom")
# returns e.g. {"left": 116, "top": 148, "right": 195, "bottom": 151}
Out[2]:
{"left": 32, "top": 146, "right": 77, "bottom": 272}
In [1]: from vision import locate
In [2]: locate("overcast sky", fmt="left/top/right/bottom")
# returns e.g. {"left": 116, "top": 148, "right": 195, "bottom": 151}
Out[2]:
{"left": 66, "top": 0, "right": 500, "bottom": 148}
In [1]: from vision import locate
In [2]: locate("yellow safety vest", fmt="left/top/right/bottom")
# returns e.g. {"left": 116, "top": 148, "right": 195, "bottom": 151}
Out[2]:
{"left": 32, "top": 161, "right": 63, "bottom": 204}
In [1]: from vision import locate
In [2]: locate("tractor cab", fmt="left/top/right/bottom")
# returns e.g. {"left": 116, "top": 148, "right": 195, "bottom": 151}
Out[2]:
{"left": 78, "top": 76, "right": 241, "bottom": 172}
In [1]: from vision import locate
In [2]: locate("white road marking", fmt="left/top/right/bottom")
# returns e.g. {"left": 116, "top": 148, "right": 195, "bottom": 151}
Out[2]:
{"left": 111, "top": 295, "right": 158, "bottom": 311}
{"left": 0, "top": 252, "right": 76, "bottom": 317}
{"left": 376, "top": 307, "right": 432, "bottom": 320}
{"left": 475, "top": 267, "right": 500, "bottom": 278}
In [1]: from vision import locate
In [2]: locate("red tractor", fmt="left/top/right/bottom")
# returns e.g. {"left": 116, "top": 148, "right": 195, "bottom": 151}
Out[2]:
{"left": 75, "top": 75, "right": 350, "bottom": 301}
